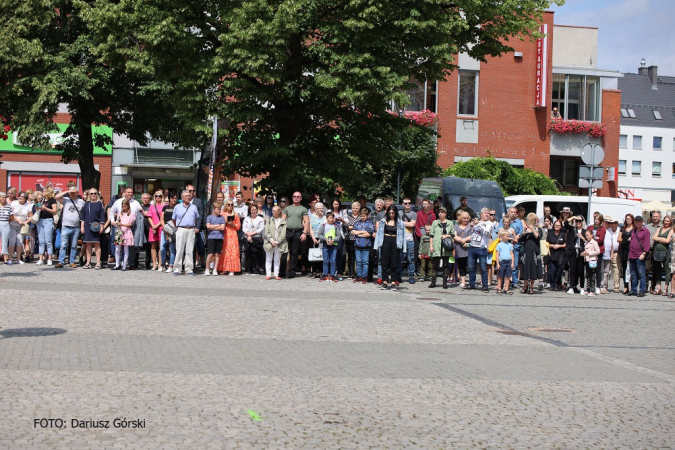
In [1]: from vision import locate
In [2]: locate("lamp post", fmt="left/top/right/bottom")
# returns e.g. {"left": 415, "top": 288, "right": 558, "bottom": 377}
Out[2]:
{"left": 396, "top": 108, "right": 405, "bottom": 204}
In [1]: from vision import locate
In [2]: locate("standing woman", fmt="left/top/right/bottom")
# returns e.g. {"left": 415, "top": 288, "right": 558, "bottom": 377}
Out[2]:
{"left": 218, "top": 199, "right": 241, "bottom": 275}
{"left": 540, "top": 216, "right": 554, "bottom": 288}
{"left": 374, "top": 205, "right": 405, "bottom": 290}
{"left": 262, "top": 194, "right": 275, "bottom": 219}
{"left": 159, "top": 193, "right": 177, "bottom": 272}
{"left": 519, "top": 213, "right": 541, "bottom": 294}
{"left": 617, "top": 214, "right": 635, "bottom": 294}
{"left": 453, "top": 212, "right": 472, "bottom": 288}
{"left": 344, "top": 201, "right": 362, "bottom": 278}
{"left": 100, "top": 194, "right": 112, "bottom": 267}
{"left": 263, "top": 206, "right": 287, "bottom": 280}
{"left": 242, "top": 204, "right": 265, "bottom": 274}
{"left": 565, "top": 216, "right": 587, "bottom": 294}
{"left": 546, "top": 220, "right": 567, "bottom": 290}
{"left": 330, "top": 198, "right": 346, "bottom": 278}
{"left": 652, "top": 215, "right": 673, "bottom": 296}
{"left": 80, "top": 188, "right": 106, "bottom": 269}
{"left": 35, "top": 187, "right": 58, "bottom": 266}
{"left": 0, "top": 192, "right": 13, "bottom": 264}
{"left": 24, "top": 190, "right": 35, "bottom": 261}
{"left": 308, "top": 202, "right": 327, "bottom": 278}
{"left": 428, "top": 207, "right": 455, "bottom": 289}
{"left": 147, "top": 191, "right": 165, "bottom": 271}
{"left": 9, "top": 192, "right": 31, "bottom": 264}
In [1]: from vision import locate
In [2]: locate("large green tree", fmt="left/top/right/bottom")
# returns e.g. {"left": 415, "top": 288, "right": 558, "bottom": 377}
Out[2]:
{"left": 0, "top": 0, "right": 178, "bottom": 189}
{"left": 81, "top": 0, "right": 562, "bottom": 195}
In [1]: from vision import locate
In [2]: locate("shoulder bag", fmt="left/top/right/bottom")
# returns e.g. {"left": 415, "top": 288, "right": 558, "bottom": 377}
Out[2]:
{"left": 308, "top": 243, "right": 323, "bottom": 262}
{"left": 31, "top": 209, "right": 41, "bottom": 225}
{"left": 164, "top": 204, "right": 192, "bottom": 241}
{"left": 89, "top": 203, "right": 101, "bottom": 233}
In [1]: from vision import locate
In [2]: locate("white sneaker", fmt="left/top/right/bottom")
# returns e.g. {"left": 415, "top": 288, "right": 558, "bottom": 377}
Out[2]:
{"left": 18, "top": 260, "right": 25, "bottom": 265}
{"left": 229, "top": 272, "right": 234, "bottom": 276}
{"left": 204, "top": 269, "right": 211, "bottom": 276}
{"left": 580, "top": 289, "right": 586, "bottom": 296}
{"left": 36, "top": 260, "right": 44, "bottom": 266}
{"left": 212, "top": 270, "right": 218, "bottom": 276}
{"left": 567, "top": 288, "right": 574, "bottom": 295}
{"left": 595, "top": 288, "right": 600, "bottom": 295}
{"left": 47, "top": 260, "right": 52, "bottom": 266}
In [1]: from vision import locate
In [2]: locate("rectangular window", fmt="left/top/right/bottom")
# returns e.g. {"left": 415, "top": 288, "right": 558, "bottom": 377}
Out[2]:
{"left": 550, "top": 159, "right": 579, "bottom": 186}
{"left": 633, "top": 135, "right": 642, "bottom": 149}
{"left": 672, "top": 163, "right": 675, "bottom": 178}
{"left": 632, "top": 161, "right": 641, "bottom": 176}
{"left": 618, "top": 160, "right": 626, "bottom": 175}
{"left": 619, "top": 135, "right": 627, "bottom": 148}
{"left": 458, "top": 71, "right": 478, "bottom": 116}
{"left": 653, "top": 162, "right": 662, "bottom": 177}
{"left": 654, "top": 136, "right": 662, "bottom": 150}
{"left": 551, "top": 74, "right": 601, "bottom": 121}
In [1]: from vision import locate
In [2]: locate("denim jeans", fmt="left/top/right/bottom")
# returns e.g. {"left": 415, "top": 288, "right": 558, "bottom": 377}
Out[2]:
{"left": 322, "top": 245, "right": 337, "bottom": 277}
{"left": 355, "top": 248, "right": 370, "bottom": 279}
{"left": 59, "top": 226, "right": 80, "bottom": 265}
{"left": 37, "top": 218, "right": 54, "bottom": 256}
{"left": 511, "top": 244, "right": 521, "bottom": 284}
{"left": 467, "top": 246, "right": 489, "bottom": 288}
{"left": 0, "top": 222, "right": 10, "bottom": 256}
{"left": 629, "top": 258, "right": 646, "bottom": 294}
{"left": 160, "top": 232, "right": 176, "bottom": 267}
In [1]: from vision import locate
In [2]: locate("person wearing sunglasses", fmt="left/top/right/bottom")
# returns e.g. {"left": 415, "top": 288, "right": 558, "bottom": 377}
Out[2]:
{"left": 80, "top": 189, "right": 107, "bottom": 269}
{"left": 282, "top": 192, "right": 309, "bottom": 278}
{"left": 564, "top": 215, "right": 587, "bottom": 294}
{"left": 146, "top": 191, "right": 165, "bottom": 271}
{"left": 217, "top": 200, "right": 241, "bottom": 275}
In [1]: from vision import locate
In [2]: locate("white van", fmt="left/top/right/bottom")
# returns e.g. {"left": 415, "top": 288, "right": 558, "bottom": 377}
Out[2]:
{"left": 505, "top": 195, "right": 641, "bottom": 224}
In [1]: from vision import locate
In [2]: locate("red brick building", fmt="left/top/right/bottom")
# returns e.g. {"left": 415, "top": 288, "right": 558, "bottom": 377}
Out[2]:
{"left": 429, "top": 12, "right": 622, "bottom": 197}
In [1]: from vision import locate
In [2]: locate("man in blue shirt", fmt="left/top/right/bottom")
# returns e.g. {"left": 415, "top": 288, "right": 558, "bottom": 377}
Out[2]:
{"left": 172, "top": 190, "right": 200, "bottom": 276}
{"left": 499, "top": 207, "right": 523, "bottom": 286}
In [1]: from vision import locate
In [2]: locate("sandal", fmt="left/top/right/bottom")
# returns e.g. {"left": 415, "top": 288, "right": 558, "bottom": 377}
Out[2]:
{"left": 505, "top": 290, "right": 513, "bottom": 295}
{"left": 663, "top": 291, "right": 670, "bottom": 297}
{"left": 528, "top": 288, "right": 534, "bottom": 295}
{"left": 94, "top": 264, "right": 101, "bottom": 270}
{"left": 496, "top": 289, "right": 503, "bottom": 295}
{"left": 668, "top": 293, "right": 674, "bottom": 299}
{"left": 83, "top": 264, "right": 91, "bottom": 269}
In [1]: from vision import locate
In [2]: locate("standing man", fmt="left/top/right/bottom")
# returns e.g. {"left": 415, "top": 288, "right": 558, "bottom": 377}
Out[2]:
{"left": 283, "top": 191, "right": 309, "bottom": 278}
{"left": 233, "top": 190, "right": 248, "bottom": 272}
{"left": 645, "top": 211, "right": 661, "bottom": 293}
{"left": 414, "top": 198, "right": 436, "bottom": 281}
{"left": 398, "top": 198, "right": 417, "bottom": 284}
{"left": 465, "top": 208, "right": 495, "bottom": 292}
{"left": 627, "top": 216, "right": 650, "bottom": 297}
{"left": 171, "top": 190, "right": 200, "bottom": 276}
{"left": 185, "top": 184, "right": 205, "bottom": 270}
{"left": 109, "top": 187, "right": 144, "bottom": 268}
{"left": 499, "top": 207, "right": 523, "bottom": 287}
{"left": 602, "top": 216, "right": 620, "bottom": 293}
{"left": 54, "top": 186, "right": 85, "bottom": 268}
{"left": 451, "top": 196, "right": 474, "bottom": 221}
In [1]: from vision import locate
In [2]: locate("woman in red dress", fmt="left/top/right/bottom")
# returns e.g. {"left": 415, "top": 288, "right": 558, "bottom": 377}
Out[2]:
{"left": 217, "top": 200, "right": 241, "bottom": 275}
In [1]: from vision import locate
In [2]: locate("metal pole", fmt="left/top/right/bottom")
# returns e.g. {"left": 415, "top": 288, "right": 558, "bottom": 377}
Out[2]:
{"left": 587, "top": 144, "right": 594, "bottom": 222}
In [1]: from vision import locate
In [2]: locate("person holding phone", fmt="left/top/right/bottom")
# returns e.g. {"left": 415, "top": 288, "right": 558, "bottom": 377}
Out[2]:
{"left": 217, "top": 199, "right": 241, "bottom": 275}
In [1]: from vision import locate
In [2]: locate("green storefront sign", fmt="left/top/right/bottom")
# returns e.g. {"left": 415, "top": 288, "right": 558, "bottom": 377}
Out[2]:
{"left": 0, "top": 124, "right": 112, "bottom": 155}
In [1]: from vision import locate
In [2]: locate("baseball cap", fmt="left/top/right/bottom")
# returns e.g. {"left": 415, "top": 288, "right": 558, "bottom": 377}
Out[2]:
{"left": 635, "top": 215, "right": 644, "bottom": 222}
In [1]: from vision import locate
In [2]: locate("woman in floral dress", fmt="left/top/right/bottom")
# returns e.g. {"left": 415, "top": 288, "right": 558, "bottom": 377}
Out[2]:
{"left": 217, "top": 199, "right": 241, "bottom": 275}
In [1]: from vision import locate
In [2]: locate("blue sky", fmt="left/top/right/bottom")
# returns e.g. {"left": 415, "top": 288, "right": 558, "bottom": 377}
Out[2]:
{"left": 550, "top": 0, "right": 675, "bottom": 75}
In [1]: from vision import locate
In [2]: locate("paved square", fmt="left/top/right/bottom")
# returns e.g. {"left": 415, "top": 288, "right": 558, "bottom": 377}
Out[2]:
{"left": 1, "top": 265, "right": 674, "bottom": 448}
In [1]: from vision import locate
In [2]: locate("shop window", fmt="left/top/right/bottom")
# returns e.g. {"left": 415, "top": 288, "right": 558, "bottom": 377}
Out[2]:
{"left": 632, "top": 161, "right": 641, "bottom": 176}
{"left": 633, "top": 136, "right": 642, "bottom": 149}
{"left": 618, "top": 160, "right": 626, "bottom": 175}
{"left": 619, "top": 135, "right": 627, "bottom": 148}
{"left": 458, "top": 71, "right": 478, "bottom": 116}
{"left": 653, "top": 162, "right": 662, "bottom": 177}
{"left": 654, "top": 136, "right": 662, "bottom": 150}
{"left": 551, "top": 74, "right": 601, "bottom": 121}
{"left": 550, "top": 159, "right": 579, "bottom": 187}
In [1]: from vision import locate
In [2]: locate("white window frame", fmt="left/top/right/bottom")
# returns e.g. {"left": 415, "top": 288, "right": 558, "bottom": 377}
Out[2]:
{"left": 457, "top": 71, "right": 479, "bottom": 117}
{"left": 619, "top": 135, "right": 627, "bottom": 148}
{"left": 632, "top": 161, "right": 641, "bottom": 176}
{"left": 551, "top": 74, "right": 602, "bottom": 122}
{"left": 618, "top": 160, "right": 626, "bottom": 175}
{"left": 654, "top": 136, "right": 662, "bottom": 150}
{"left": 653, "top": 161, "right": 662, "bottom": 177}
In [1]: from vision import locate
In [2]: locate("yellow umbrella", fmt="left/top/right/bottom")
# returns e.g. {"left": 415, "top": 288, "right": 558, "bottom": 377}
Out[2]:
{"left": 642, "top": 199, "right": 674, "bottom": 212}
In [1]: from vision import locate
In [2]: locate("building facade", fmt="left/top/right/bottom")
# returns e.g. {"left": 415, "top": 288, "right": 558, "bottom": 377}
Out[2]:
{"left": 617, "top": 64, "right": 675, "bottom": 204}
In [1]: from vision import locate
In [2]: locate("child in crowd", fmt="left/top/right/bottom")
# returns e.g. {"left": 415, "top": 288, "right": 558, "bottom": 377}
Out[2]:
{"left": 582, "top": 228, "right": 601, "bottom": 297}
{"left": 352, "top": 207, "right": 374, "bottom": 284}
{"left": 112, "top": 199, "right": 135, "bottom": 271}
{"left": 495, "top": 230, "right": 515, "bottom": 295}
{"left": 318, "top": 211, "right": 341, "bottom": 281}
{"left": 205, "top": 202, "right": 225, "bottom": 275}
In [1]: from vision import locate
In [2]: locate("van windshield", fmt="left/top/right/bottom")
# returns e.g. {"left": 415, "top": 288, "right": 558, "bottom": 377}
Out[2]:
{"left": 445, "top": 195, "right": 506, "bottom": 220}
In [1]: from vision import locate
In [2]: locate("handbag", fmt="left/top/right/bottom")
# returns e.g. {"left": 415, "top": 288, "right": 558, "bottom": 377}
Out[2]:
{"left": 540, "top": 239, "right": 550, "bottom": 257}
{"left": 114, "top": 218, "right": 125, "bottom": 245}
{"left": 30, "top": 210, "right": 41, "bottom": 225}
{"left": 20, "top": 223, "right": 30, "bottom": 236}
{"left": 308, "top": 245, "right": 323, "bottom": 262}
{"left": 653, "top": 250, "right": 667, "bottom": 262}
{"left": 589, "top": 260, "right": 598, "bottom": 269}
{"left": 88, "top": 204, "right": 101, "bottom": 233}
{"left": 442, "top": 237, "right": 455, "bottom": 252}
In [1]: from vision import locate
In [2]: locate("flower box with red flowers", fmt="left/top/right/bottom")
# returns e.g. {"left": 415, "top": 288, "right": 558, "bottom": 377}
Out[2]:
{"left": 548, "top": 119, "right": 606, "bottom": 138}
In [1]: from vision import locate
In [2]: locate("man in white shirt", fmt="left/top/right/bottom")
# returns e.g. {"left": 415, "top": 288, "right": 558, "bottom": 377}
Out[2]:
{"left": 109, "top": 187, "right": 143, "bottom": 269}
{"left": 602, "top": 216, "right": 621, "bottom": 293}
{"left": 54, "top": 187, "right": 86, "bottom": 268}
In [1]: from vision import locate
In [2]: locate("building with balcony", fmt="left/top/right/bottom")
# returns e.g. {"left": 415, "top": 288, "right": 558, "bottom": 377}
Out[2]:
{"left": 617, "top": 63, "right": 675, "bottom": 204}
{"left": 433, "top": 13, "right": 622, "bottom": 197}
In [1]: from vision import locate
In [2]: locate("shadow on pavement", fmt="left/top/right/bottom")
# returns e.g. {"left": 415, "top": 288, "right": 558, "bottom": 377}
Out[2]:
{"left": 0, "top": 328, "right": 67, "bottom": 339}
{"left": 0, "top": 271, "right": 39, "bottom": 278}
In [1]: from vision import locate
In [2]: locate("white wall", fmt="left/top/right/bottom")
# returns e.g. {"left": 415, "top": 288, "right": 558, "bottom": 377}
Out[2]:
{"left": 618, "top": 125, "right": 675, "bottom": 202}
{"left": 552, "top": 26, "right": 598, "bottom": 68}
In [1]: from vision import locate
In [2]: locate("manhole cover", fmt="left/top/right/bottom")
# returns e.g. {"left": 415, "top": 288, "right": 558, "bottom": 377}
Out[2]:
{"left": 528, "top": 327, "right": 575, "bottom": 333}
{"left": 497, "top": 330, "right": 530, "bottom": 336}
{"left": 417, "top": 297, "right": 441, "bottom": 301}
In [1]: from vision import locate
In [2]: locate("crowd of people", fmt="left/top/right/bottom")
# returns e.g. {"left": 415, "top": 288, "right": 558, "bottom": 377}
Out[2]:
{"left": 0, "top": 184, "right": 671, "bottom": 297}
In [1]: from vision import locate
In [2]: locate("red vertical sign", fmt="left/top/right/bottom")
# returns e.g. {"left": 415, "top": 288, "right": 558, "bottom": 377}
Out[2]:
{"left": 535, "top": 24, "right": 548, "bottom": 108}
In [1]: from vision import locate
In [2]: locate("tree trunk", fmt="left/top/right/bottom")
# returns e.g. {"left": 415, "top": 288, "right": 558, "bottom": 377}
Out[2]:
{"left": 76, "top": 122, "right": 101, "bottom": 190}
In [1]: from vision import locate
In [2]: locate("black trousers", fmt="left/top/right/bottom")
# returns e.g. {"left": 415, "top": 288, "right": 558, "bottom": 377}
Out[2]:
{"left": 345, "top": 240, "right": 356, "bottom": 277}
{"left": 568, "top": 253, "right": 585, "bottom": 290}
{"left": 651, "top": 254, "right": 664, "bottom": 290}
{"left": 431, "top": 256, "right": 451, "bottom": 279}
{"left": 380, "top": 236, "right": 399, "bottom": 283}
{"left": 548, "top": 258, "right": 563, "bottom": 289}
{"left": 100, "top": 233, "right": 110, "bottom": 264}
{"left": 285, "top": 228, "right": 303, "bottom": 277}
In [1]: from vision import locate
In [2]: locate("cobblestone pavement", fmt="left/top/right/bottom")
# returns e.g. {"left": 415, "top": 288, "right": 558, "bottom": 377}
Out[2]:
{"left": 1, "top": 264, "right": 674, "bottom": 448}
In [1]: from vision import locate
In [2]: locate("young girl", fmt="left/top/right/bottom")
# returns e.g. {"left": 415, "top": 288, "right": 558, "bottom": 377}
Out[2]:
{"left": 495, "top": 230, "right": 515, "bottom": 295}
{"left": 112, "top": 199, "right": 135, "bottom": 271}
{"left": 582, "top": 229, "right": 601, "bottom": 297}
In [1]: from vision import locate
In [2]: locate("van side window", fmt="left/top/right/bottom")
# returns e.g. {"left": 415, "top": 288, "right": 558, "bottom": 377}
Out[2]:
{"left": 519, "top": 201, "right": 536, "bottom": 216}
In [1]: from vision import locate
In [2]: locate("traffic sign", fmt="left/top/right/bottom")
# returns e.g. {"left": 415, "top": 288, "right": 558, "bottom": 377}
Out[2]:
{"left": 579, "top": 179, "right": 603, "bottom": 189}
{"left": 581, "top": 144, "right": 604, "bottom": 165}
{"left": 579, "top": 166, "right": 604, "bottom": 180}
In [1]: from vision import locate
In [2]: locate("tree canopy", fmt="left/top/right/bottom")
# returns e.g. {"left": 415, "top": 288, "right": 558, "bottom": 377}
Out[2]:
{"left": 80, "top": 0, "right": 562, "bottom": 195}
{"left": 443, "top": 156, "right": 562, "bottom": 196}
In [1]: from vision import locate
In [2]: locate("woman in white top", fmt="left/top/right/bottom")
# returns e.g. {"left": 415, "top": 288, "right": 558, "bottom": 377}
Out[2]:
{"left": 9, "top": 191, "right": 32, "bottom": 264}
{"left": 242, "top": 204, "right": 266, "bottom": 274}
{"left": 263, "top": 206, "right": 287, "bottom": 280}
{"left": 308, "top": 202, "right": 327, "bottom": 278}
